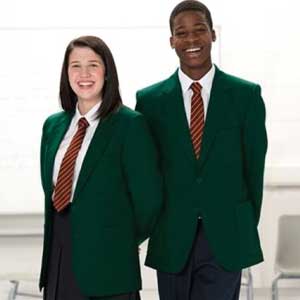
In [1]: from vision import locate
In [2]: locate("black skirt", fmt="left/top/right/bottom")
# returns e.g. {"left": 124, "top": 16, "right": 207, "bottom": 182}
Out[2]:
{"left": 44, "top": 205, "right": 140, "bottom": 300}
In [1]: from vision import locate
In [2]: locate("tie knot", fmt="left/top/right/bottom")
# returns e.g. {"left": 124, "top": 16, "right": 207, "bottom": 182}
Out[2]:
{"left": 191, "top": 82, "right": 202, "bottom": 94}
{"left": 78, "top": 117, "right": 89, "bottom": 129}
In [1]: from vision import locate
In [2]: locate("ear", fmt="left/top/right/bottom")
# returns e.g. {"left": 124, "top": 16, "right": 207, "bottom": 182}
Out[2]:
{"left": 212, "top": 29, "right": 216, "bottom": 42}
{"left": 170, "top": 36, "right": 175, "bottom": 49}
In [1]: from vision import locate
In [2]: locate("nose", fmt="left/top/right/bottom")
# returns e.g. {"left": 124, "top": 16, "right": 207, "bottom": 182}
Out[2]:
{"left": 185, "top": 32, "right": 200, "bottom": 43}
{"left": 79, "top": 66, "right": 90, "bottom": 77}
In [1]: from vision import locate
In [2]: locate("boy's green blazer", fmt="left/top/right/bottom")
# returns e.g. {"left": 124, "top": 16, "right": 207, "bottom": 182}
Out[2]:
{"left": 136, "top": 66, "right": 267, "bottom": 272}
{"left": 39, "top": 106, "right": 162, "bottom": 297}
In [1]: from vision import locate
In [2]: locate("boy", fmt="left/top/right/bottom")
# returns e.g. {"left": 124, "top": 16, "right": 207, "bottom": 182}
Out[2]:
{"left": 136, "top": 1, "right": 267, "bottom": 299}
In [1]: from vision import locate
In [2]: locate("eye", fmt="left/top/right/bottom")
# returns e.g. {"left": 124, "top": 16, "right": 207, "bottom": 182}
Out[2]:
{"left": 196, "top": 27, "right": 207, "bottom": 33}
{"left": 175, "top": 31, "right": 186, "bottom": 37}
{"left": 70, "top": 64, "right": 80, "bottom": 68}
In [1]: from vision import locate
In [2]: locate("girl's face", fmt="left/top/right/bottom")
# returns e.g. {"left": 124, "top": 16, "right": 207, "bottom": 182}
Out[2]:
{"left": 68, "top": 46, "right": 105, "bottom": 105}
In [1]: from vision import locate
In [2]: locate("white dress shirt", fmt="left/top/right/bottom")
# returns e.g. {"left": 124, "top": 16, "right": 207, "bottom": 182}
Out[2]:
{"left": 178, "top": 65, "right": 216, "bottom": 127}
{"left": 52, "top": 102, "right": 101, "bottom": 202}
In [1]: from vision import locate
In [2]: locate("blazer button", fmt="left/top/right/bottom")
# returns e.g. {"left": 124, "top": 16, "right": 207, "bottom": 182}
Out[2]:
{"left": 196, "top": 177, "right": 203, "bottom": 184}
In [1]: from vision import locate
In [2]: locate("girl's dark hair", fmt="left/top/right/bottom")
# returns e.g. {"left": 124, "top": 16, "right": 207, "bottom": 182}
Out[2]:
{"left": 169, "top": 0, "right": 213, "bottom": 33}
{"left": 59, "top": 35, "right": 122, "bottom": 119}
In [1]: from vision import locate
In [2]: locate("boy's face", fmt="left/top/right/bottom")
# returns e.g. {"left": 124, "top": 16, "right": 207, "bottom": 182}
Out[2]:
{"left": 170, "top": 10, "right": 216, "bottom": 79}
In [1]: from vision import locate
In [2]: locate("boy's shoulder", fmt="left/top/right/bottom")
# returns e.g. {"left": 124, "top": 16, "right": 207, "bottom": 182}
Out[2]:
{"left": 137, "top": 71, "right": 178, "bottom": 99}
{"left": 217, "top": 68, "right": 259, "bottom": 90}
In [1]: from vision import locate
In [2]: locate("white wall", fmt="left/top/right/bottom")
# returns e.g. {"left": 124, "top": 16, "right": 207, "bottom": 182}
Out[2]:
{"left": 0, "top": 0, "right": 300, "bottom": 289}
{"left": 0, "top": 0, "right": 299, "bottom": 210}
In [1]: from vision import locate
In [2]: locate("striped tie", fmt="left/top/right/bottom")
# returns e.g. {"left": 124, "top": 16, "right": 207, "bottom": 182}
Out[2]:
{"left": 53, "top": 117, "right": 89, "bottom": 212}
{"left": 190, "top": 82, "right": 204, "bottom": 159}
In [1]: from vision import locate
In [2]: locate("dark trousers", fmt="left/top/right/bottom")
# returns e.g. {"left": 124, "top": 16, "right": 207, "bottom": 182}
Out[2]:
{"left": 157, "top": 220, "right": 241, "bottom": 300}
{"left": 44, "top": 206, "right": 140, "bottom": 300}
{"left": 89, "top": 293, "right": 140, "bottom": 300}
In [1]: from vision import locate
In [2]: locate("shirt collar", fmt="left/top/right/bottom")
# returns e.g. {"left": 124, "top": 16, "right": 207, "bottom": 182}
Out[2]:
{"left": 74, "top": 101, "right": 101, "bottom": 126}
{"left": 178, "top": 64, "right": 216, "bottom": 95}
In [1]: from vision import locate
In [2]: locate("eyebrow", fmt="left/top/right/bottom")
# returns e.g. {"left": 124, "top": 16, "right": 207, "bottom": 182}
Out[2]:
{"left": 174, "top": 22, "right": 207, "bottom": 30}
{"left": 69, "top": 59, "right": 102, "bottom": 64}
{"left": 88, "top": 60, "right": 102, "bottom": 63}
{"left": 194, "top": 22, "right": 208, "bottom": 26}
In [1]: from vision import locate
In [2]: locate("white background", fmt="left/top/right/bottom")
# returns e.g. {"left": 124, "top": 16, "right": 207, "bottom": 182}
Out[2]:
{"left": 0, "top": 0, "right": 299, "bottom": 212}
{"left": 0, "top": 0, "right": 300, "bottom": 289}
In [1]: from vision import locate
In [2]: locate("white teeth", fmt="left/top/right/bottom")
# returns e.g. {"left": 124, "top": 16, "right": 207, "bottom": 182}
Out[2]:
{"left": 78, "top": 82, "right": 93, "bottom": 86}
{"left": 186, "top": 47, "right": 202, "bottom": 53}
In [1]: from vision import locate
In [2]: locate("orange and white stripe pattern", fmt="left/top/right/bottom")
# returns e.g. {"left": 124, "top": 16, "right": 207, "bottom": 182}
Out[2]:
{"left": 53, "top": 117, "right": 89, "bottom": 212}
{"left": 190, "top": 82, "right": 204, "bottom": 159}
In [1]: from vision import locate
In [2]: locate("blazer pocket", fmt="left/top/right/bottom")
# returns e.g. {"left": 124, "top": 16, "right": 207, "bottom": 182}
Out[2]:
{"left": 235, "top": 202, "right": 260, "bottom": 253}
{"left": 217, "top": 122, "right": 240, "bottom": 134}
{"left": 214, "top": 123, "right": 242, "bottom": 165}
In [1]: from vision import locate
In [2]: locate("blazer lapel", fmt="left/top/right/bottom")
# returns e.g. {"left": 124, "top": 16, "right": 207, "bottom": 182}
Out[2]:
{"left": 44, "top": 113, "right": 73, "bottom": 195}
{"left": 73, "top": 111, "right": 117, "bottom": 200}
{"left": 197, "top": 67, "right": 231, "bottom": 170}
{"left": 162, "top": 71, "right": 196, "bottom": 164}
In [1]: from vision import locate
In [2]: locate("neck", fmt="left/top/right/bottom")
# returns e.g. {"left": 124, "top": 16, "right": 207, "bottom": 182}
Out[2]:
{"left": 182, "top": 62, "right": 213, "bottom": 81}
{"left": 77, "top": 99, "right": 101, "bottom": 115}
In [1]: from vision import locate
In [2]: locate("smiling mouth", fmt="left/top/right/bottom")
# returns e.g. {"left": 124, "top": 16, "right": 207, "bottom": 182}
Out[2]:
{"left": 185, "top": 47, "right": 203, "bottom": 53}
{"left": 78, "top": 81, "right": 94, "bottom": 87}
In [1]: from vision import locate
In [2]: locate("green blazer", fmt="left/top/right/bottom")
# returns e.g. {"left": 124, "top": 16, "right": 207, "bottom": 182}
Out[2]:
{"left": 39, "top": 105, "right": 162, "bottom": 297}
{"left": 136, "top": 66, "right": 267, "bottom": 272}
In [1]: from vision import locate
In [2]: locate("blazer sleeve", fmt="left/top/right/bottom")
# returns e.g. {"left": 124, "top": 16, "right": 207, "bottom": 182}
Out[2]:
{"left": 40, "top": 118, "right": 49, "bottom": 194}
{"left": 243, "top": 85, "right": 268, "bottom": 225}
{"left": 135, "top": 91, "right": 144, "bottom": 113}
{"left": 135, "top": 91, "right": 149, "bottom": 118}
{"left": 122, "top": 114, "right": 163, "bottom": 244}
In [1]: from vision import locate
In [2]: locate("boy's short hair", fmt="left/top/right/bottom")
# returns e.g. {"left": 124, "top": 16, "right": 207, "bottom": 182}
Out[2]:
{"left": 169, "top": 0, "right": 213, "bottom": 33}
